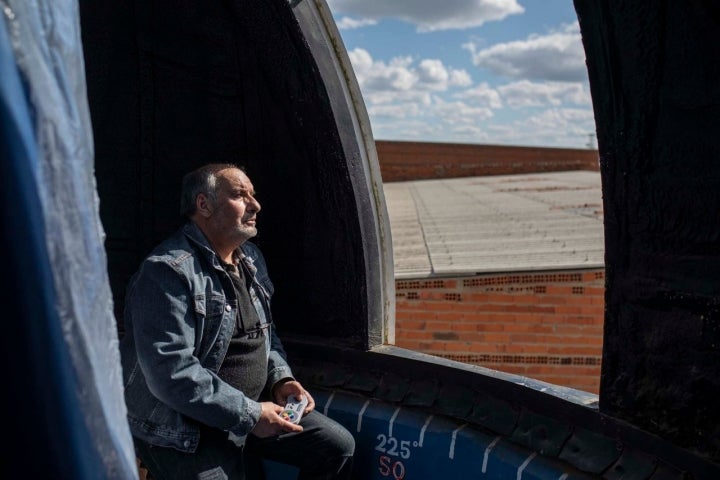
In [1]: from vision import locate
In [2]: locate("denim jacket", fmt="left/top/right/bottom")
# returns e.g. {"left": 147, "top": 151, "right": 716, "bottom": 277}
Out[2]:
{"left": 119, "top": 221, "right": 293, "bottom": 452}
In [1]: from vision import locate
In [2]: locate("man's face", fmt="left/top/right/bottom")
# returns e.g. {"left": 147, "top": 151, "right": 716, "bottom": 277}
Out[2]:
{"left": 208, "top": 168, "right": 261, "bottom": 245}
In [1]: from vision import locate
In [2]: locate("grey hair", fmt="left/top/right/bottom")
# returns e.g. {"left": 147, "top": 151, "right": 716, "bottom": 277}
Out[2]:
{"left": 179, "top": 163, "right": 243, "bottom": 217}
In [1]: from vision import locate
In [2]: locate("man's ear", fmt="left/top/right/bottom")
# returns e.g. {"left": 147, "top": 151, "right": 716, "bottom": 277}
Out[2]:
{"left": 196, "top": 193, "right": 213, "bottom": 218}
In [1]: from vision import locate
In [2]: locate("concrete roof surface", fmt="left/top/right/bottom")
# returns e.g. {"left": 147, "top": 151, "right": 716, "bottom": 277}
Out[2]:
{"left": 383, "top": 170, "right": 605, "bottom": 279}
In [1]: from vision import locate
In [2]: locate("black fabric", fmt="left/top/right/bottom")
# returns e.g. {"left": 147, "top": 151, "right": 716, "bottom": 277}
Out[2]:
{"left": 225, "top": 262, "right": 261, "bottom": 333}
{"left": 217, "top": 262, "right": 267, "bottom": 401}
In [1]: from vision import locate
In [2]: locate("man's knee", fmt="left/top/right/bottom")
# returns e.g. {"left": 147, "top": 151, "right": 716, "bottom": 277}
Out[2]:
{"left": 314, "top": 413, "right": 355, "bottom": 458}
{"left": 335, "top": 424, "right": 355, "bottom": 458}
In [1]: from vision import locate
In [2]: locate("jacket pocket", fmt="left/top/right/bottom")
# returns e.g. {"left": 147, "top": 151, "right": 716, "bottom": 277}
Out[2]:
{"left": 193, "top": 294, "right": 227, "bottom": 364}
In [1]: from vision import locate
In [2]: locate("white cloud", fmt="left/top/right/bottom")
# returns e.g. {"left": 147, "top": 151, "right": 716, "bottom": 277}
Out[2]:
{"left": 367, "top": 102, "right": 423, "bottom": 119}
{"left": 346, "top": 45, "right": 594, "bottom": 147}
{"left": 497, "top": 80, "right": 592, "bottom": 108}
{"left": 364, "top": 90, "right": 433, "bottom": 107}
{"left": 335, "top": 16, "right": 378, "bottom": 30}
{"left": 372, "top": 118, "right": 446, "bottom": 140}
{"left": 449, "top": 69, "right": 473, "bottom": 87}
{"left": 431, "top": 97, "right": 495, "bottom": 123}
{"left": 464, "top": 22, "right": 587, "bottom": 81}
{"left": 522, "top": 107, "right": 595, "bottom": 129}
{"left": 455, "top": 82, "right": 503, "bottom": 108}
{"left": 328, "top": 0, "right": 524, "bottom": 32}
{"left": 348, "top": 48, "right": 472, "bottom": 93}
{"left": 347, "top": 47, "right": 373, "bottom": 72}
{"left": 450, "top": 124, "right": 493, "bottom": 142}
{"left": 348, "top": 50, "right": 416, "bottom": 91}
{"left": 367, "top": 94, "right": 493, "bottom": 124}
{"left": 336, "top": 7, "right": 595, "bottom": 148}
{"left": 510, "top": 108, "right": 596, "bottom": 144}
{"left": 417, "top": 59, "right": 449, "bottom": 86}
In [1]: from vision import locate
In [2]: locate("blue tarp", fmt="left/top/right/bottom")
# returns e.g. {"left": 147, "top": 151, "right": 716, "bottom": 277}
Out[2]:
{"left": 1, "top": 1, "right": 136, "bottom": 478}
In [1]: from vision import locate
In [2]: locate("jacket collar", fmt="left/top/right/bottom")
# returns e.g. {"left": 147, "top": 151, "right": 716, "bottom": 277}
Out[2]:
{"left": 182, "top": 221, "right": 252, "bottom": 272}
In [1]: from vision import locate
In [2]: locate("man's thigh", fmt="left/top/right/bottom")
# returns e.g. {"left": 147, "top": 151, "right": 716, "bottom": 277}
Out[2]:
{"left": 135, "top": 428, "right": 247, "bottom": 480}
{"left": 246, "top": 410, "right": 355, "bottom": 471}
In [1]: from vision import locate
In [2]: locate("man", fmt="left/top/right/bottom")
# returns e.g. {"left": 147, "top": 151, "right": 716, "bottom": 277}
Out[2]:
{"left": 119, "top": 163, "right": 355, "bottom": 479}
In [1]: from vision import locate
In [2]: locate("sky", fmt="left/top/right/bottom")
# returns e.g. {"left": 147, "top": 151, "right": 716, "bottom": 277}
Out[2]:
{"left": 325, "top": 0, "right": 596, "bottom": 149}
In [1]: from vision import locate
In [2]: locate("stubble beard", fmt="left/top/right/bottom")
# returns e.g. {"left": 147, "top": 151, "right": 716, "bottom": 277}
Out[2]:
{"left": 237, "top": 224, "right": 258, "bottom": 243}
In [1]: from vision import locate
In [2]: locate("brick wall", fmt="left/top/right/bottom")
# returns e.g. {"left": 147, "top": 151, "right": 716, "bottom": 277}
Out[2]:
{"left": 376, "top": 140, "right": 600, "bottom": 182}
{"left": 393, "top": 269, "right": 605, "bottom": 394}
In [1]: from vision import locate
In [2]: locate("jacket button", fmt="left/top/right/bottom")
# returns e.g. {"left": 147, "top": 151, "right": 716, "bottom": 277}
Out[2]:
{"left": 183, "top": 440, "right": 190, "bottom": 448}
{"left": 225, "top": 305, "right": 232, "bottom": 312}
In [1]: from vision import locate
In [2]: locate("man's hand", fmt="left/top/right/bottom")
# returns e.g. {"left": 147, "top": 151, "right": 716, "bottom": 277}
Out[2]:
{"left": 250, "top": 401, "right": 304, "bottom": 438}
{"left": 272, "top": 379, "right": 316, "bottom": 414}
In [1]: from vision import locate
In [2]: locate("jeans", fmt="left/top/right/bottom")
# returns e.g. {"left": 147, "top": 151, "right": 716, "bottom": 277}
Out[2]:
{"left": 135, "top": 411, "right": 355, "bottom": 480}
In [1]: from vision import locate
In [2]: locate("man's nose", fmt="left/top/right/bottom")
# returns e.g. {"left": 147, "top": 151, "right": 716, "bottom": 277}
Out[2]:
{"left": 249, "top": 196, "right": 261, "bottom": 212}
